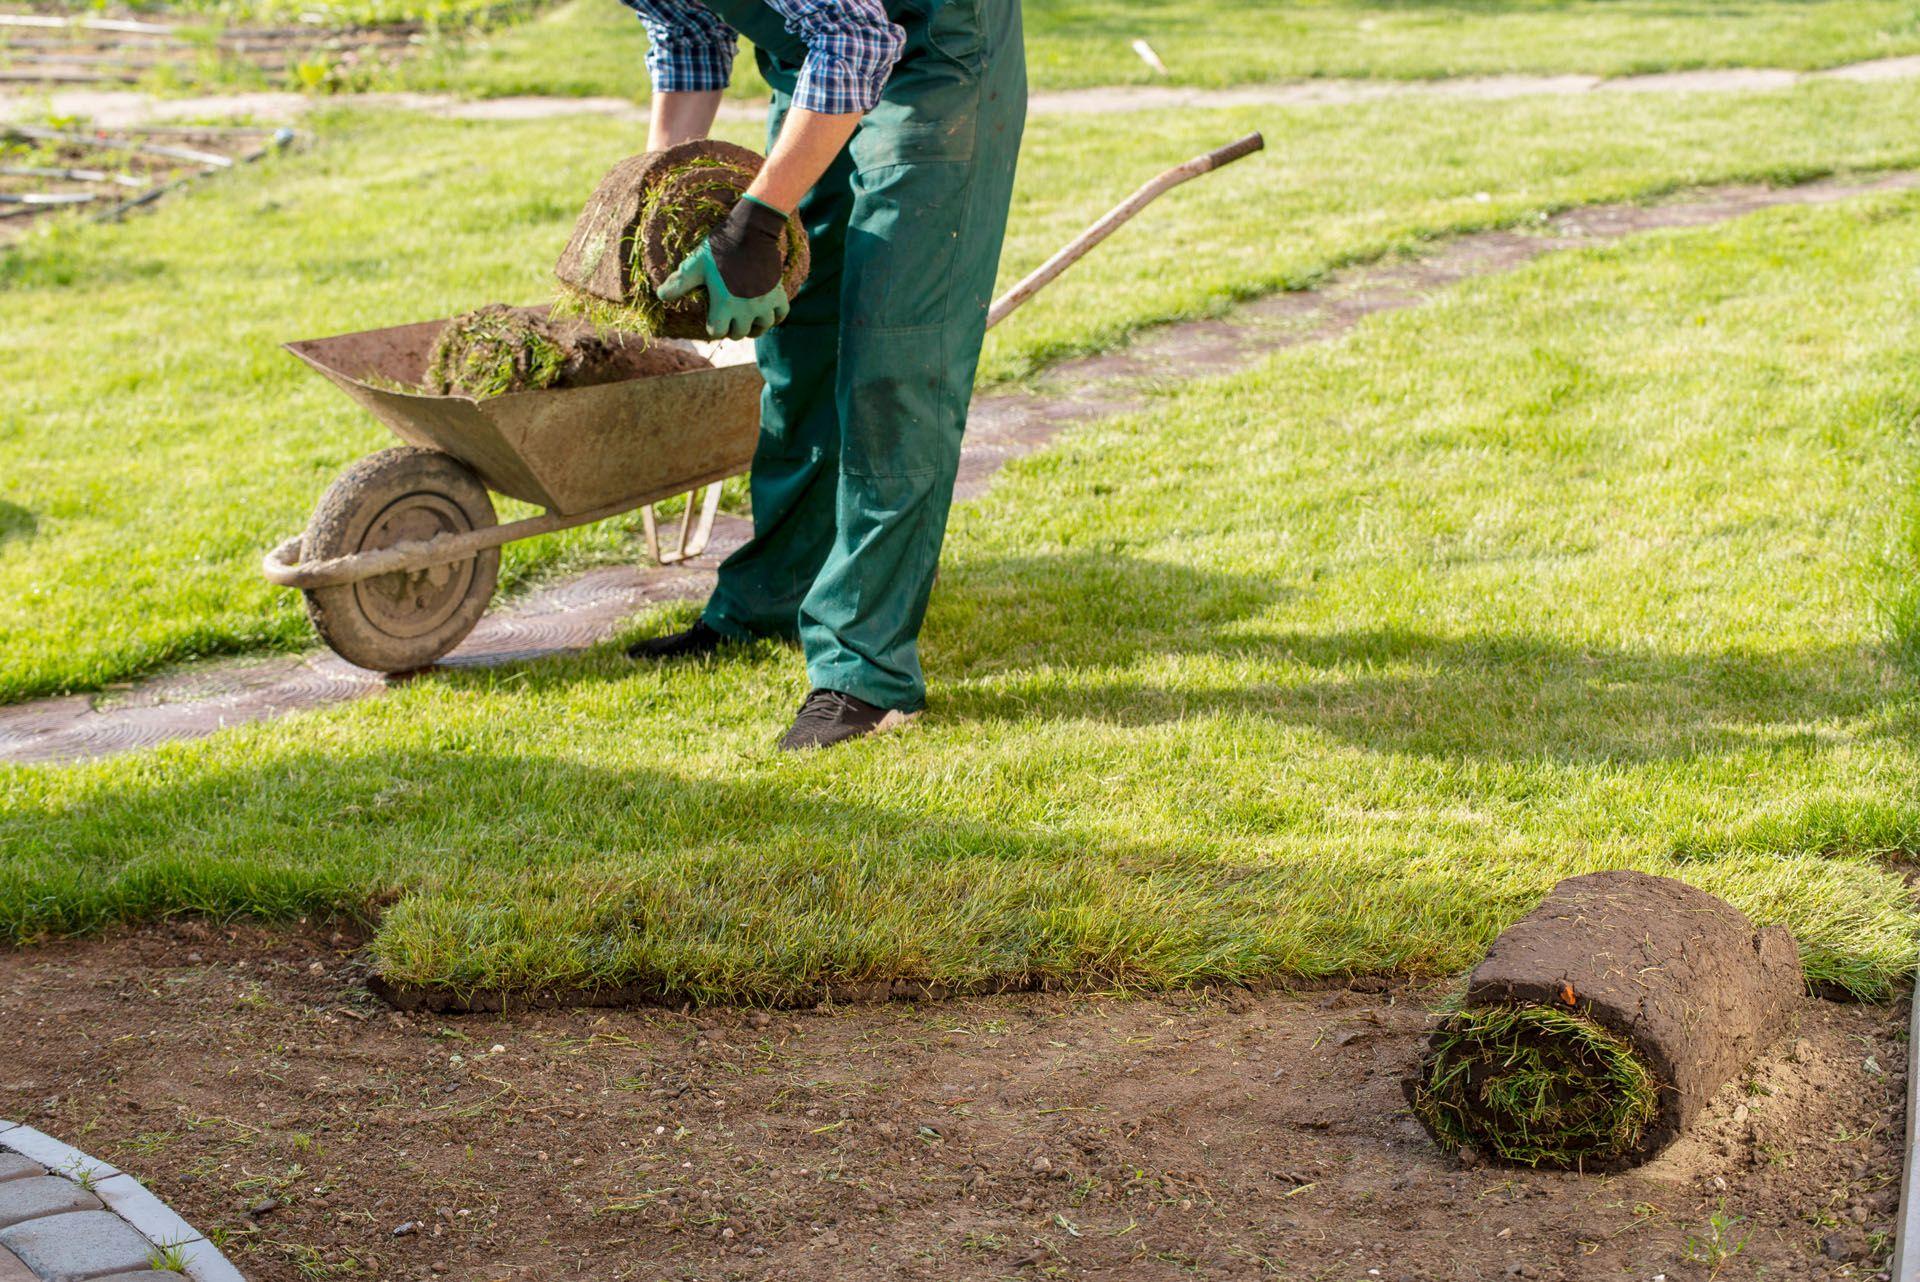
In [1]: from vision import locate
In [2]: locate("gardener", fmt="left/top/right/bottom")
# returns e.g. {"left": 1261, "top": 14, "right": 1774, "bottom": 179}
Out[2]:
{"left": 618, "top": 0, "right": 1026, "bottom": 750}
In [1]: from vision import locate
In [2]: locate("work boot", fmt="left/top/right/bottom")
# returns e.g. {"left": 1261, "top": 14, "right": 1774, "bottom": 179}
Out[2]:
{"left": 778, "top": 688, "right": 916, "bottom": 751}
{"left": 627, "top": 618, "right": 731, "bottom": 661}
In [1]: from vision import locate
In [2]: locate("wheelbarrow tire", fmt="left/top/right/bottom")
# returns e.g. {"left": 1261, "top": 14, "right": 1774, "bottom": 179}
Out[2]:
{"left": 301, "top": 447, "right": 500, "bottom": 673}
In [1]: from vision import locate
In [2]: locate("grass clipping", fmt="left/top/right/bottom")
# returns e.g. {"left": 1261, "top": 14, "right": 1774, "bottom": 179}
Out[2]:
{"left": 553, "top": 139, "right": 809, "bottom": 340}
{"left": 1409, "top": 1003, "right": 1660, "bottom": 1168}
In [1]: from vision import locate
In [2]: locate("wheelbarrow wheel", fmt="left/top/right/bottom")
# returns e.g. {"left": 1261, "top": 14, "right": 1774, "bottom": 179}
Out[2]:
{"left": 301, "top": 447, "right": 500, "bottom": 673}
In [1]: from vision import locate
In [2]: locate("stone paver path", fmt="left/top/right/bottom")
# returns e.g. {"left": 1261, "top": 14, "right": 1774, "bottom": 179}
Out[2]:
{"left": 5, "top": 53, "right": 1920, "bottom": 128}
{"left": 4, "top": 167, "right": 1918, "bottom": 765}
{"left": 0, "top": 1121, "right": 243, "bottom": 1281}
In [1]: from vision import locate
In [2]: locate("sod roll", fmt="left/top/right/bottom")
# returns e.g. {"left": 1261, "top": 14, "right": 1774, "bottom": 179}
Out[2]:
{"left": 425, "top": 304, "right": 571, "bottom": 399}
{"left": 1407, "top": 870, "right": 1802, "bottom": 1170}
{"left": 554, "top": 139, "right": 810, "bottom": 340}
{"left": 423, "top": 305, "right": 710, "bottom": 398}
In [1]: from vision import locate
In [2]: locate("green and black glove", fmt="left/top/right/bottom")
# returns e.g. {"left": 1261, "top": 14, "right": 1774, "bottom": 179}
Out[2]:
{"left": 658, "top": 194, "right": 793, "bottom": 340}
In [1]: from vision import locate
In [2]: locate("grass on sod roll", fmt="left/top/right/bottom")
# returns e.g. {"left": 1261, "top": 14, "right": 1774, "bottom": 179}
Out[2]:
{"left": 550, "top": 151, "right": 804, "bottom": 337}
{"left": 388, "top": 0, "right": 1920, "bottom": 101}
{"left": 3, "top": 195, "right": 1918, "bottom": 1001}
{"left": 1412, "top": 1005, "right": 1660, "bottom": 1167}
{"left": 16, "top": 84, "right": 1920, "bottom": 700}
{"left": 424, "top": 304, "right": 567, "bottom": 396}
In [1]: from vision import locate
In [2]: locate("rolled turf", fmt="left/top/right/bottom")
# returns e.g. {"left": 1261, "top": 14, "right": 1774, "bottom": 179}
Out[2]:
{"left": 1407, "top": 870, "right": 1804, "bottom": 1169}
{"left": 553, "top": 139, "right": 809, "bottom": 339}
{"left": 422, "top": 304, "right": 710, "bottom": 398}
{"left": 424, "top": 303, "right": 572, "bottom": 398}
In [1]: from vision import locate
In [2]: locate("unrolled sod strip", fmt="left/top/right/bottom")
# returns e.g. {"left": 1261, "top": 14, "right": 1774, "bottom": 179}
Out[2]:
{"left": 553, "top": 138, "right": 808, "bottom": 339}
{"left": 1407, "top": 870, "right": 1804, "bottom": 1170}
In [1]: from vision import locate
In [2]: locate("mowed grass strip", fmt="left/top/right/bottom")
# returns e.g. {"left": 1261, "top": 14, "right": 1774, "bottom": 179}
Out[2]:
{"left": 395, "top": 0, "right": 1920, "bottom": 99}
{"left": 14, "top": 85, "right": 1920, "bottom": 702}
{"left": 4, "top": 196, "right": 1917, "bottom": 1002}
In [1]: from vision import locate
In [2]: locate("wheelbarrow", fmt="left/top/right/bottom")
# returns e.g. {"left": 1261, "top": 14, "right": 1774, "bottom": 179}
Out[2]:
{"left": 264, "top": 133, "right": 1264, "bottom": 674}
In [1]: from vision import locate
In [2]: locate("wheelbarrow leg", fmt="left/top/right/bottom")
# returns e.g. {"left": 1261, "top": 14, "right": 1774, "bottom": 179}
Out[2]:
{"left": 642, "top": 482, "right": 724, "bottom": 565}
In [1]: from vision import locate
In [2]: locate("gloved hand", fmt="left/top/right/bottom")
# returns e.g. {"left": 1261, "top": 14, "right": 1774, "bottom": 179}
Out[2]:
{"left": 657, "top": 194, "right": 793, "bottom": 340}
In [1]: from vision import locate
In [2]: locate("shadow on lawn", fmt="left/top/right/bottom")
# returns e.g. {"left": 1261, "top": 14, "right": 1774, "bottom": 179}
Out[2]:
{"left": 0, "top": 500, "right": 35, "bottom": 548}
{"left": 934, "top": 551, "right": 1916, "bottom": 767}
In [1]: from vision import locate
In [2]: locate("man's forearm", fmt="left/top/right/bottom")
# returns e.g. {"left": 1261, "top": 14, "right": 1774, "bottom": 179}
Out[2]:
{"left": 746, "top": 107, "right": 863, "bottom": 213}
{"left": 647, "top": 89, "right": 724, "bottom": 151}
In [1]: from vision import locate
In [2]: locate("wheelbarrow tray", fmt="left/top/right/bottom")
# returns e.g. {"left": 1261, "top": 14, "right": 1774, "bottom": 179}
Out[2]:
{"left": 284, "top": 310, "right": 763, "bottom": 517}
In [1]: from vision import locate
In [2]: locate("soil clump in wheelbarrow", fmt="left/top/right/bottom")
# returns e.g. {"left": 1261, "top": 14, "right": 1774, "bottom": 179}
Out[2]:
{"left": 423, "top": 304, "right": 710, "bottom": 398}
{"left": 1405, "top": 869, "right": 1803, "bottom": 1170}
{"left": 553, "top": 139, "right": 810, "bottom": 339}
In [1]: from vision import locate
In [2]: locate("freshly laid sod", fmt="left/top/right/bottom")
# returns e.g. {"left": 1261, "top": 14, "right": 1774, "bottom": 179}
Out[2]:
{"left": 13, "top": 84, "right": 1920, "bottom": 702}
{"left": 395, "top": 0, "right": 1920, "bottom": 100}
{"left": 3, "top": 195, "right": 1917, "bottom": 1002}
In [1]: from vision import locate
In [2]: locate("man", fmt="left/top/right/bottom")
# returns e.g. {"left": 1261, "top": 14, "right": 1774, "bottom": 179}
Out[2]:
{"left": 618, "top": 0, "right": 1027, "bottom": 750}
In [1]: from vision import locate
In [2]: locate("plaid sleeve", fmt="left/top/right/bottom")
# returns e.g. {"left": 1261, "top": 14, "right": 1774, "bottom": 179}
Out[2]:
{"left": 620, "top": 0, "right": 738, "bottom": 94}
{"left": 767, "top": 0, "right": 906, "bottom": 114}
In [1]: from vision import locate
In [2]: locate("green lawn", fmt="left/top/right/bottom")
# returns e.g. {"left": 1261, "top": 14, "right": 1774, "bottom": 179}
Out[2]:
{"left": 4, "top": 193, "right": 1916, "bottom": 1003}
{"left": 12, "top": 84, "right": 1920, "bottom": 703}
{"left": 122, "top": 0, "right": 1920, "bottom": 98}
{"left": 389, "top": 0, "right": 1920, "bottom": 101}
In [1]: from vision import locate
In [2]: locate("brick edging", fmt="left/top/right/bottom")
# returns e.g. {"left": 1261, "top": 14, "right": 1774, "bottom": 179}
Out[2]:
{"left": 0, "top": 1122, "right": 245, "bottom": 1282}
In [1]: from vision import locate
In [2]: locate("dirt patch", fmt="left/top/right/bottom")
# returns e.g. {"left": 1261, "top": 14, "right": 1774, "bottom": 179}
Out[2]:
{"left": 0, "top": 10, "right": 423, "bottom": 94}
{"left": 0, "top": 922, "right": 1903, "bottom": 1281}
{"left": 0, "top": 122, "right": 285, "bottom": 244}
{"left": 1412, "top": 871, "right": 1806, "bottom": 1170}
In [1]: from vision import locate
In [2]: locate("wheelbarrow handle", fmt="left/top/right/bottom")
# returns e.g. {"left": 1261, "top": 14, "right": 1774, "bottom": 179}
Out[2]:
{"left": 985, "top": 131, "right": 1265, "bottom": 331}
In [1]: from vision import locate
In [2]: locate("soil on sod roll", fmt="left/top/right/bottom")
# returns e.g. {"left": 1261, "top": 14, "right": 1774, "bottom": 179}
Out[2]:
{"left": 1409, "top": 870, "right": 1805, "bottom": 1170}
{"left": 0, "top": 921, "right": 1901, "bottom": 1282}
{"left": 553, "top": 139, "right": 810, "bottom": 339}
{"left": 421, "top": 304, "right": 710, "bottom": 398}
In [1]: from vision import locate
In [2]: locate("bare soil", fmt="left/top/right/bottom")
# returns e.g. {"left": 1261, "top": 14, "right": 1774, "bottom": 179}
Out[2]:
{"left": 0, "top": 922, "right": 1904, "bottom": 1281}
{"left": 0, "top": 124, "right": 282, "bottom": 244}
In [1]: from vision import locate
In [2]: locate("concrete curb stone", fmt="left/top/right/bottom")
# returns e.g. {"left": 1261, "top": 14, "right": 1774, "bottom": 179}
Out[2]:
{"left": 93, "top": 1173, "right": 199, "bottom": 1249}
{"left": 0, "top": 1178, "right": 101, "bottom": 1231}
{"left": 0, "top": 1210, "right": 158, "bottom": 1279}
{"left": 0, "top": 1158, "right": 43, "bottom": 1187}
{"left": 174, "top": 1236, "right": 249, "bottom": 1282}
{"left": 0, "top": 1127, "right": 116, "bottom": 1184}
{"left": 0, "top": 1121, "right": 248, "bottom": 1281}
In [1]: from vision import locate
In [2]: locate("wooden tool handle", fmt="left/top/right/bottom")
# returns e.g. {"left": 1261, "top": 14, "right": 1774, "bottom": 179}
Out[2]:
{"left": 1197, "top": 132, "right": 1266, "bottom": 172}
{"left": 985, "top": 131, "right": 1265, "bottom": 330}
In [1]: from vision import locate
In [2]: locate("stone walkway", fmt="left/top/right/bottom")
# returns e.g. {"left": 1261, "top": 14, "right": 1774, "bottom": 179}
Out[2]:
{"left": 0, "top": 1121, "right": 242, "bottom": 1281}
{"left": 5, "top": 53, "right": 1920, "bottom": 128}
{"left": 4, "top": 167, "right": 1918, "bottom": 766}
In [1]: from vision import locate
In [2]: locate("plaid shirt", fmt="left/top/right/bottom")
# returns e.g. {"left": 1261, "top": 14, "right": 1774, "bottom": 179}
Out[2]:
{"left": 620, "top": 0, "right": 905, "bottom": 115}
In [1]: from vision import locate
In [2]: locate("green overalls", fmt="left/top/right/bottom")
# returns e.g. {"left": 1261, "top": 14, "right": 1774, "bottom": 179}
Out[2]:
{"left": 693, "top": 0, "right": 1027, "bottom": 713}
